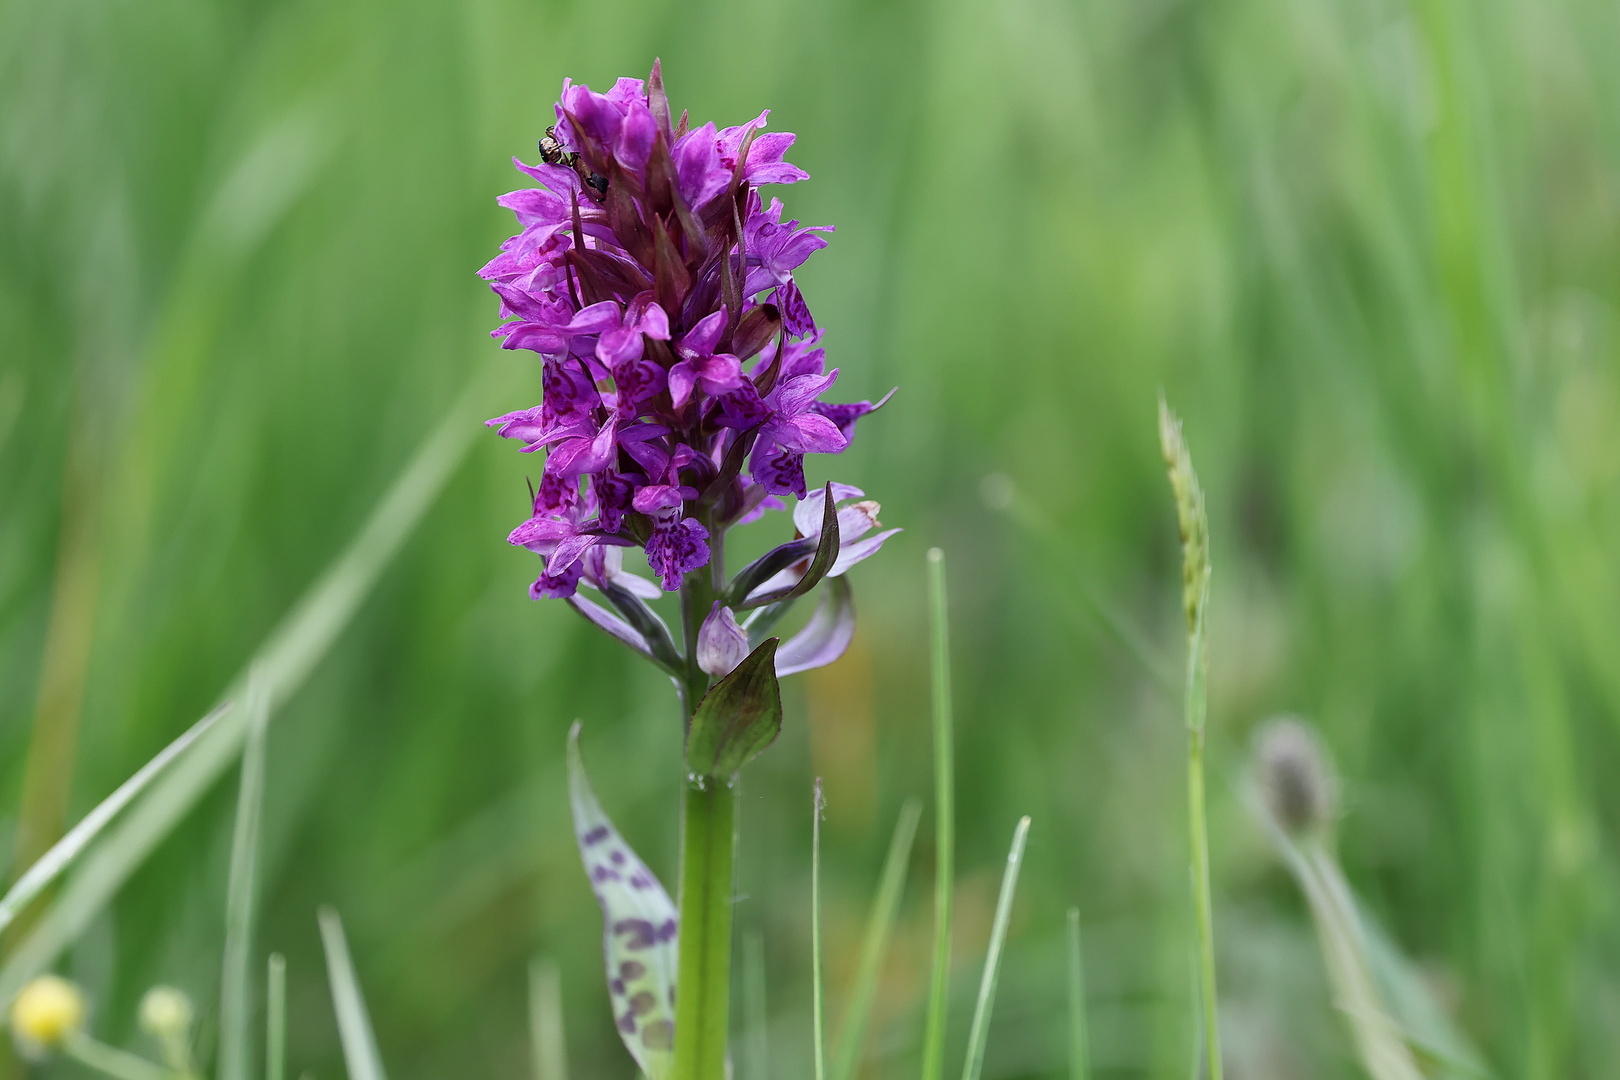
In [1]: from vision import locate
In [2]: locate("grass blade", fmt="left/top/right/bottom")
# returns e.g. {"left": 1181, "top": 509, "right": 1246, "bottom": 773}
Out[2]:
{"left": 220, "top": 668, "right": 271, "bottom": 1080}
{"left": 921, "top": 548, "right": 955, "bottom": 1080}
{"left": 1066, "top": 908, "right": 1090, "bottom": 1080}
{"left": 742, "top": 928, "right": 768, "bottom": 1080}
{"left": 0, "top": 363, "right": 501, "bottom": 1006}
{"left": 267, "top": 953, "right": 287, "bottom": 1080}
{"left": 830, "top": 798, "right": 922, "bottom": 1080}
{"left": 317, "top": 906, "right": 389, "bottom": 1080}
{"left": 0, "top": 701, "right": 229, "bottom": 938}
{"left": 959, "top": 816, "right": 1031, "bottom": 1080}
{"left": 812, "top": 779, "right": 827, "bottom": 1080}
{"left": 529, "top": 957, "right": 568, "bottom": 1080}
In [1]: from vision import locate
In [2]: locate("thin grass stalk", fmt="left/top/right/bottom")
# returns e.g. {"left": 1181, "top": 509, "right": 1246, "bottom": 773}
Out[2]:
{"left": 830, "top": 798, "right": 923, "bottom": 1080}
{"left": 219, "top": 668, "right": 271, "bottom": 1080}
{"left": 317, "top": 907, "right": 388, "bottom": 1080}
{"left": 1159, "top": 399, "right": 1222, "bottom": 1080}
{"left": 921, "top": 548, "right": 955, "bottom": 1080}
{"left": 266, "top": 954, "right": 286, "bottom": 1080}
{"left": 1066, "top": 908, "right": 1090, "bottom": 1080}
{"left": 812, "top": 779, "right": 827, "bottom": 1080}
{"left": 959, "top": 816, "right": 1031, "bottom": 1080}
{"left": 529, "top": 957, "right": 567, "bottom": 1080}
{"left": 742, "top": 928, "right": 768, "bottom": 1080}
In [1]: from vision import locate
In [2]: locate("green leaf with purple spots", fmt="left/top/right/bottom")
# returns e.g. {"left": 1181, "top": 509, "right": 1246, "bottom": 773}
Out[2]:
{"left": 567, "top": 723, "right": 679, "bottom": 1080}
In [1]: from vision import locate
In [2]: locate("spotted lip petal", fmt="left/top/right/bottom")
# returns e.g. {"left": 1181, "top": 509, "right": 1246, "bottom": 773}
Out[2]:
{"left": 568, "top": 724, "right": 679, "bottom": 1080}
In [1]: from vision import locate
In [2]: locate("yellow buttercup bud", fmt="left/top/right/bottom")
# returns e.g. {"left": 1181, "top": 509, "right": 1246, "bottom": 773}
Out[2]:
{"left": 9, "top": 975, "right": 85, "bottom": 1058}
{"left": 139, "top": 985, "right": 194, "bottom": 1041}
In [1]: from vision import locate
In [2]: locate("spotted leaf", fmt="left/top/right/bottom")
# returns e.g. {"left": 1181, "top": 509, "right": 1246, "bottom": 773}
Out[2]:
{"left": 568, "top": 723, "right": 679, "bottom": 1079}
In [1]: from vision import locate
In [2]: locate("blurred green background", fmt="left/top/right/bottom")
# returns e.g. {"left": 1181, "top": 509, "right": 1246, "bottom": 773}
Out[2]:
{"left": 5, "top": 0, "right": 1620, "bottom": 1075}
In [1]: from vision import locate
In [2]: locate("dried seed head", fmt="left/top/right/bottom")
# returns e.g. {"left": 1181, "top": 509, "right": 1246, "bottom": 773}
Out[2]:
{"left": 1254, "top": 716, "right": 1336, "bottom": 835}
{"left": 9, "top": 975, "right": 85, "bottom": 1058}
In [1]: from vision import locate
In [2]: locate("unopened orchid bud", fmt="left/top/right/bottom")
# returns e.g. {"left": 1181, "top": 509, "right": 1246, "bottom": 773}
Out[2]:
{"left": 9, "top": 975, "right": 85, "bottom": 1058}
{"left": 138, "top": 986, "right": 194, "bottom": 1042}
{"left": 697, "top": 602, "right": 749, "bottom": 677}
{"left": 1254, "top": 716, "right": 1336, "bottom": 835}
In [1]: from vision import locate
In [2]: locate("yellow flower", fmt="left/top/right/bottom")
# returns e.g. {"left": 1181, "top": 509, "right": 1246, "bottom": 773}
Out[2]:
{"left": 9, "top": 975, "right": 85, "bottom": 1058}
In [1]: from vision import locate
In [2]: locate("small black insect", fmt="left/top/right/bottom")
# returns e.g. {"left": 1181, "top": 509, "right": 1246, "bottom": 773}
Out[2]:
{"left": 537, "top": 125, "right": 570, "bottom": 166}
{"left": 585, "top": 173, "right": 609, "bottom": 195}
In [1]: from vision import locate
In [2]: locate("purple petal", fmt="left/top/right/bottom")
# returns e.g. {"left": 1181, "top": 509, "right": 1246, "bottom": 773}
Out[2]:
{"left": 829, "top": 527, "right": 901, "bottom": 577}
{"left": 616, "top": 101, "right": 657, "bottom": 175}
{"left": 645, "top": 517, "right": 710, "bottom": 590}
{"left": 678, "top": 308, "right": 728, "bottom": 359}
{"left": 547, "top": 532, "right": 602, "bottom": 576}
{"left": 668, "top": 361, "right": 700, "bottom": 411}
{"left": 791, "top": 484, "right": 866, "bottom": 536}
{"left": 775, "top": 578, "right": 855, "bottom": 677}
{"left": 748, "top": 443, "right": 805, "bottom": 498}
{"left": 532, "top": 560, "right": 585, "bottom": 599}
{"left": 508, "top": 516, "right": 577, "bottom": 551}
{"left": 772, "top": 412, "right": 847, "bottom": 455}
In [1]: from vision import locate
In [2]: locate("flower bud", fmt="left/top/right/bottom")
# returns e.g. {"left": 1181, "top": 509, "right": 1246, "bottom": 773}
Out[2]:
{"left": 697, "top": 602, "right": 748, "bottom": 677}
{"left": 9, "top": 975, "right": 85, "bottom": 1058}
{"left": 1254, "top": 716, "right": 1336, "bottom": 835}
{"left": 138, "top": 986, "right": 194, "bottom": 1042}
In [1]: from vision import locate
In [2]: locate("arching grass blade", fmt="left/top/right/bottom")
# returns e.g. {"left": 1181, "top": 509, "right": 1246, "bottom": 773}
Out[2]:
{"left": 831, "top": 798, "right": 922, "bottom": 1080}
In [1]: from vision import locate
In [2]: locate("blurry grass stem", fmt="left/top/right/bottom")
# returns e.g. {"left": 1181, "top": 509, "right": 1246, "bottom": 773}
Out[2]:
{"left": 1066, "top": 908, "right": 1090, "bottom": 1080}
{"left": 830, "top": 798, "right": 922, "bottom": 1080}
{"left": 742, "top": 929, "right": 768, "bottom": 1080}
{"left": 219, "top": 669, "right": 271, "bottom": 1080}
{"left": 960, "top": 816, "right": 1031, "bottom": 1080}
{"left": 318, "top": 906, "right": 388, "bottom": 1080}
{"left": 529, "top": 957, "right": 567, "bottom": 1080}
{"left": 812, "top": 780, "right": 827, "bottom": 1080}
{"left": 267, "top": 954, "right": 286, "bottom": 1080}
{"left": 62, "top": 1030, "right": 174, "bottom": 1080}
{"left": 921, "top": 549, "right": 955, "bottom": 1080}
{"left": 1158, "top": 398, "right": 1222, "bottom": 1080}
{"left": 0, "top": 360, "right": 505, "bottom": 1006}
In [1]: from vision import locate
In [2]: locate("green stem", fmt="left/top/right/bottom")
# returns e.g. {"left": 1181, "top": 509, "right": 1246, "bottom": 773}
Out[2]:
{"left": 812, "top": 779, "right": 827, "bottom": 1080}
{"left": 920, "top": 549, "right": 955, "bottom": 1080}
{"left": 1066, "top": 908, "right": 1090, "bottom": 1080}
{"left": 1184, "top": 606, "right": 1222, "bottom": 1080}
{"left": 672, "top": 776, "right": 736, "bottom": 1080}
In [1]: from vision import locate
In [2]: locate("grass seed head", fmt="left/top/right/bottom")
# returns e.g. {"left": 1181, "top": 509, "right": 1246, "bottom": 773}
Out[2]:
{"left": 1157, "top": 396, "right": 1209, "bottom": 635}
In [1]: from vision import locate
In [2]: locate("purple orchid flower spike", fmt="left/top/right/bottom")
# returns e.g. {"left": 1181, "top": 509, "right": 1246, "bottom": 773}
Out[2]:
{"left": 480, "top": 62, "right": 901, "bottom": 1080}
